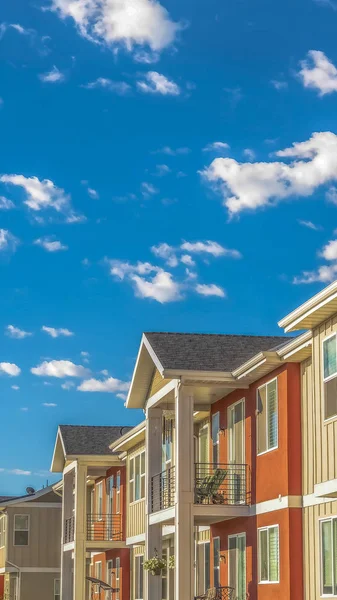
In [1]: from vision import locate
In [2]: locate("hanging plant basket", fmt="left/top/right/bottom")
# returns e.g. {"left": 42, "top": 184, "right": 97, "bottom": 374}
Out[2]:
{"left": 143, "top": 553, "right": 167, "bottom": 576}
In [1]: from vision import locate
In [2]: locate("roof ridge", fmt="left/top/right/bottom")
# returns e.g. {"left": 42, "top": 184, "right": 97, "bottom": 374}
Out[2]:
{"left": 145, "top": 331, "right": 290, "bottom": 338}
{"left": 59, "top": 424, "right": 133, "bottom": 428}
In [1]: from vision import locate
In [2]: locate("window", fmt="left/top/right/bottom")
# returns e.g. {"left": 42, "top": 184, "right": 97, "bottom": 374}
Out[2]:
{"left": 135, "top": 555, "right": 144, "bottom": 600}
{"left": 14, "top": 515, "right": 29, "bottom": 546}
{"left": 204, "top": 542, "right": 211, "bottom": 591}
{"left": 257, "top": 379, "right": 278, "bottom": 455}
{"left": 321, "top": 517, "right": 337, "bottom": 595}
{"left": 54, "top": 579, "right": 60, "bottom": 600}
{"left": 162, "top": 418, "right": 173, "bottom": 470}
{"left": 96, "top": 482, "right": 103, "bottom": 520}
{"left": 212, "top": 413, "right": 220, "bottom": 464}
{"left": 106, "top": 560, "right": 113, "bottom": 600}
{"left": 116, "top": 472, "right": 121, "bottom": 514}
{"left": 115, "top": 557, "right": 120, "bottom": 600}
{"left": 213, "top": 537, "right": 220, "bottom": 588}
{"left": 199, "top": 425, "right": 209, "bottom": 465}
{"left": 107, "top": 476, "right": 114, "bottom": 515}
{"left": 0, "top": 515, "right": 6, "bottom": 548}
{"left": 258, "top": 525, "right": 279, "bottom": 583}
{"left": 228, "top": 534, "right": 246, "bottom": 600}
{"left": 323, "top": 335, "right": 337, "bottom": 420}
{"left": 129, "top": 451, "right": 145, "bottom": 503}
{"left": 95, "top": 562, "right": 102, "bottom": 594}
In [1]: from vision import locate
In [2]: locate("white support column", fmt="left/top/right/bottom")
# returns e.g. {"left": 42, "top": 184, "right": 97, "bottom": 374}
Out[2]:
{"left": 175, "top": 384, "right": 194, "bottom": 600}
{"left": 61, "top": 468, "right": 75, "bottom": 600}
{"left": 145, "top": 407, "right": 163, "bottom": 600}
{"left": 73, "top": 462, "right": 87, "bottom": 600}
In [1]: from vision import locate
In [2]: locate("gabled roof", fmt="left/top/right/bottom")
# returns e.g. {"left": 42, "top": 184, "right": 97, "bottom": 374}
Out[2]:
{"left": 278, "top": 279, "right": 337, "bottom": 332}
{"left": 144, "top": 332, "right": 290, "bottom": 373}
{"left": 51, "top": 424, "right": 133, "bottom": 472}
{"left": 0, "top": 485, "right": 61, "bottom": 507}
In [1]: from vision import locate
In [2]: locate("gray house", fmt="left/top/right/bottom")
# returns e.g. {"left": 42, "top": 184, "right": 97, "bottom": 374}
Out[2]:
{"left": 0, "top": 486, "right": 61, "bottom": 600}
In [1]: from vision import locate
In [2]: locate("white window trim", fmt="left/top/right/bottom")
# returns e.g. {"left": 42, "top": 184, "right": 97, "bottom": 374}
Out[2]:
{"left": 129, "top": 451, "right": 145, "bottom": 505}
{"left": 258, "top": 524, "right": 280, "bottom": 584}
{"left": 0, "top": 515, "right": 6, "bottom": 549}
{"left": 13, "top": 514, "right": 30, "bottom": 547}
{"left": 107, "top": 476, "right": 114, "bottom": 515}
{"left": 116, "top": 472, "right": 121, "bottom": 514}
{"left": 198, "top": 423, "right": 210, "bottom": 464}
{"left": 213, "top": 536, "right": 220, "bottom": 587}
{"left": 96, "top": 482, "right": 103, "bottom": 521}
{"left": 134, "top": 553, "right": 144, "bottom": 600}
{"left": 95, "top": 561, "right": 102, "bottom": 593}
{"left": 256, "top": 377, "right": 278, "bottom": 456}
{"left": 54, "top": 578, "right": 60, "bottom": 600}
{"left": 319, "top": 515, "right": 337, "bottom": 598}
{"left": 322, "top": 334, "right": 337, "bottom": 423}
{"left": 228, "top": 532, "right": 246, "bottom": 596}
{"left": 228, "top": 398, "right": 245, "bottom": 465}
{"left": 115, "top": 557, "right": 120, "bottom": 600}
{"left": 212, "top": 413, "right": 220, "bottom": 464}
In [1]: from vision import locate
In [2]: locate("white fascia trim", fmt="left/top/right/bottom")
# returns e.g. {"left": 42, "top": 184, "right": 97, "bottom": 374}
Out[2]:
{"left": 142, "top": 335, "right": 165, "bottom": 375}
{"left": 110, "top": 422, "right": 146, "bottom": 452}
{"left": 314, "top": 480, "right": 337, "bottom": 498}
{"left": 163, "top": 369, "right": 233, "bottom": 380}
{"left": 302, "top": 493, "right": 335, "bottom": 508}
{"left": 149, "top": 507, "right": 175, "bottom": 525}
{"left": 236, "top": 358, "right": 267, "bottom": 380}
{"left": 50, "top": 426, "right": 66, "bottom": 472}
{"left": 126, "top": 533, "right": 145, "bottom": 546}
{"left": 13, "top": 502, "right": 61, "bottom": 509}
{"left": 146, "top": 380, "right": 178, "bottom": 412}
{"left": 278, "top": 281, "right": 337, "bottom": 332}
{"left": 276, "top": 331, "right": 312, "bottom": 359}
{"left": 125, "top": 334, "right": 164, "bottom": 408}
{"left": 63, "top": 460, "right": 77, "bottom": 475}
{"left": 232, "top": 353, "right": 266, "bottom": 378}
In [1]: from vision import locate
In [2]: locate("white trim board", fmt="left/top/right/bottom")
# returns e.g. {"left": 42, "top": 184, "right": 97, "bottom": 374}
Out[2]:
{"left": 126, "top": 533, "right": 146, "bottom": 546}
{"left": 13, "top": 502, "right": 61, "bottom": 508}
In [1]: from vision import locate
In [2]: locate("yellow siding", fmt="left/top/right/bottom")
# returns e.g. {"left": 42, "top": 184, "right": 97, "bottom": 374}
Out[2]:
{"left": 148, "top": 369, "right": 170, "bottom": 398}
{"left": 197, "top": 527, "right": 210, "bottom": 542}
{"left": 0, "top": 546, "right": 5, "bottom": 569}
{"left": 303, "top": 502, "right": 337, "bottom": 600}
{"left": 126, "top": 443, "right": 146, "bottom": 539}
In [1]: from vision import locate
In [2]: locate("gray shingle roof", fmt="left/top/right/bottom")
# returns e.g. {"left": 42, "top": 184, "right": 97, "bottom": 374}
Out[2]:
{"left": 59, "top": 425, "right": 133, "bottom": 456}
{"left": 144, "top": 332, "right": 291, "bottom": 372}
{"left": 0, "top": 496, "right": 17, "bottom": 503}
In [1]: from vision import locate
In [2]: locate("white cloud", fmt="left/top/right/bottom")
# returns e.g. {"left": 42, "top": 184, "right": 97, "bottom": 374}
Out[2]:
{"left": 61, "top": 381, "right": 75, "bottom": 390}
{"left": 109, "top": 259, "right": 159, "bottom": 280}
{"left": 326, "top": 186, "right": 337, "bottom": 204}
{"left": 298, "top": 219, "right": 322, "bottom": 231}
{"left": 10, "top": 469, "right": 31, "bottom": 476}
{"left": 87, "top": 188, "right": 99, "bottom": 199}
{"left": 152, "top": 146, "right": 190, "bottom": 155}
{"left": 196, "top": 283, "right": 226, "bottom": 298}
{"left": 101, "top": 369, "right": 109, "bottom": 376}
{"left": 294, "top": 264, "right": 337, "bottom": 284}
{"left": 131, "top": 270, "right": 182, "bottom": 303}
{"left": 34, "top": 237, "right": 68, "bottom": 252}
{"left": 51, "top": 0, "right": 182, "bottom": 53}
{"left": 271, "top": 79, "right": 288, "bottom": 90}
{"left": 180, "top": 254, "right": 195, "bottom": 266}
{"left": 151, "top": 243, "right": 178, "bottom": 266}
{"left": 0, "top": 229, "right": 19, "bottom": 252}
{"left": 153, "top": 164, "right": 171, "bottom": 177}
{"left": 203, "top": 141, "right": 230, "bottom": 152}
{"left": 180, "top": 240, "right": 242, "bottom": 258}
{"left": 11, "top": 385, "right": 20, "bottom": 390}
{"left": 42, "top": 326, "right": 74, "bottom": 338}
{"left": 81, "top": 351, "right": 90, "bottom": 363}
{"left": 243, "top": 148, "right": 256, "bottom": 160}
{"left": 0, "top": 174, "right": 82, "bottom": 221}
{"left": 141, "top": 182, "right": 159, "bottom": 197}
{"left": 6, "top": 325, "right": 32, "bottom": 339}
{"left": 320, "top": 239, "right": 337, "bottom": 260}
{"left": 0, "top": 196, "right": 14, "bottom": 210}
{"left": 116, "top": 392, "right": 127, "bottom": 400}
{"left": 137, "top": 72, "right": 180, "bottom": 95}
{"left": 0, "top": 363, "right": 21, "bottom": 376}
{"left": 77, "top": 376, "right": 130, "bottom": 393}
{"left": 42, "top": 402, "right": 57, "bottom": 407}
{"left": 31, "top": 360, "right": 90, "bottom": 378}
{"left": 299, "top": 50, "right": 337, "bottom": 96}
{"left": 39, "top": 66, "right": 65, "bottom": 83}
{"left": 202, "top": 131, "right": 337, "bottom": 216}
{"left": 83, "top": 78, "right": 131, "bottom": 95}
{"left": 134, "top": 50, "right": 159, "bottom": 64}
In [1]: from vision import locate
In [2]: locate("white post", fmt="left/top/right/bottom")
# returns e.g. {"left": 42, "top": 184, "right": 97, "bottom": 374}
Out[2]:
{"left": 145, "top": 407, "right": 163, "bottom": 600}
{"left": 175, "top": 384, "right": 194, "bottom": 600}
{"left": 61, "top": 469, "right": 75, "bottom": 600}
{"left": 73, "top": 462, "right": 87, "bottom": 600}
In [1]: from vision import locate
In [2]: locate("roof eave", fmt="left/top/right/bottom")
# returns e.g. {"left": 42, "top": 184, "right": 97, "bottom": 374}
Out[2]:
{"left": 126, "top": 334, "right": 165, "bottom": 409}
{"left": 110, "top": 422, "right": 146, "bottom": 453}
{"left": 278, "top": 281, "right": 337, "bottom": 332}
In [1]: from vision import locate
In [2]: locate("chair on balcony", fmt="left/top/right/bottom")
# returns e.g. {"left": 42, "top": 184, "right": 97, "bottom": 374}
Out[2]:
{"left": 194, "top": 586, "right": 235, "bottom": 600}
{"left": 195, "top": 468, "right": 227, "bottom": 505}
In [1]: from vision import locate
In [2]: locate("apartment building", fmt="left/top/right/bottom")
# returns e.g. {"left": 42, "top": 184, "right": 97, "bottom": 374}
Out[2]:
{"left": 51, "top": 424, "right": 132, "bottom": 600}
{"left": 0, "top": 486, "right": 61, "bottom": 600}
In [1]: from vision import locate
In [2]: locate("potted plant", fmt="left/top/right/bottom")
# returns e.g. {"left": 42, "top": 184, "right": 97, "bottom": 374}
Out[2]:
{"left": 143, "top": 551, "right": 167, "bottom": 576}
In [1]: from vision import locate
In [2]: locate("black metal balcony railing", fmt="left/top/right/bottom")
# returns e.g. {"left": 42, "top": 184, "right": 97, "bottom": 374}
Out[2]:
{"left": 87, "top": 514, "right": 123, "bottom": 542}
{"left": 151, "top": 466, "right": 176, "bottom": 513}
{"left": 64, "top": 516, "right": 75, "bottom": 543}
{"left": 194, "top": 463, "right": 251, "bottom": 506}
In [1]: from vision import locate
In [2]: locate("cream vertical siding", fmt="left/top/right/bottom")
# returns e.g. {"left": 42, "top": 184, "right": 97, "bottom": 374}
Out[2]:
{"left": 301, "top": 357, "right": 314, "bottom": 496}
{"left": 303, "top": 501, "right": 337, "bottom": 600}
{"left": 0, "top": 546, "right": 5, "bottom": 569}
{"left": 127, "top": 444, "right": 146, "bottom": 539}
{"left": 148, "top": 370, "right": 171, "bottom": 398}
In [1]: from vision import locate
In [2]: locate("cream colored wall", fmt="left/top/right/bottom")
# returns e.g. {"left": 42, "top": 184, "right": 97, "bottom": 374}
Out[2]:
{"left": 6, "top": 506, "right": 61, "bottom": 568}
{"left": 126, "top": 444, "right": 146, "bottom": 539}
{"left": 0, "top": 546, "right": 5, "bottom": 569}
{"left": 20, "top": 572, "right": 60, "bottom": 600}
{"left": 148, "top": 370, "right": 171, "bottom": 398}
{"left": 301, "top": 357, "right": 314, "bottom": 496}
{"left": 303, "top": 501, "right": 337, "bottom": 600}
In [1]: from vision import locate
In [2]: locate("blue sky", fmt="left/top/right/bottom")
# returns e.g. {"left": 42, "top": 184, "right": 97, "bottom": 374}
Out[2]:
{"left": 1, "top": 0, "right": 337, "bottom": 494}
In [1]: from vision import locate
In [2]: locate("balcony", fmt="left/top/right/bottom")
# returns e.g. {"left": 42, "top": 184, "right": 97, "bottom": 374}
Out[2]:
{"left": 64, "top": 516, "right": 75, "bottom": 544}
{"left": 87, "top": 514, "right": 123, "bottom": 542}
{"left": 150, "top": 463, "right": 251, "bottom": 522}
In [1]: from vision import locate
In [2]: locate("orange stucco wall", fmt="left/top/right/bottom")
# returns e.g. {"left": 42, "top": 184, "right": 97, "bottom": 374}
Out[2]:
{"left": 92, "top": 549, "right": 130, "bottom": 600}
{"left": 93, "top": 465, "right": 127, "bottom": 540}
{"left": 0, "top": 574, "right": 4, "bottom": 599}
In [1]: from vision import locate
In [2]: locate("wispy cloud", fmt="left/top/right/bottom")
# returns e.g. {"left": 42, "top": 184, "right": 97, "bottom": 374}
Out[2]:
{"left": 137, "top": 71, "right": 180, "bottom": 95}
{"left": 42, "top": 403, "right": 57, "bottom": 407}
{"left": 0, "top": 197, "right": 15, "bottom": 210}
{"left": 41, "top": 326, "right": 74, "bottom": 338}
{"left": 195, "top": 283, "right": 226, "bottom": 298}
{"left": 203, "top": 141, "right": 230, "bottom": 153}
{"left": 0, "top": 363, "right": 21, "bottom": 376}
{"left": 6, "top": 325, "right": 32, "bottom": 339}
{"left": 39, "top": 66, "right": 65, "bottom": 83}
{"left": 34, "top": 237, "right": 68, "bottom": 252}
{"left": 77, "top": 376, "right": 130, "bottom": 393}
{"left": 31, "top": 360, "right": 90, "bottom": 378}
{"left": 83, "top": 78, "right": 131, "bottom": 95}
{"left": 299, "top": 50, "right": 337, "bottom": 96}
{"left": 180, "top": 240, "right": 241, "bottom": 258}
{"left": 0, "top": 229, "right": 19, "bottom": 253}
{"left": 152, "top": 146, "right": 190, "bottom": 156}
{"left": 271, "top": 79, "right": 288, "bottom": 90}
{"left": 298, "top": 219, "right": 322, "bottom": 231}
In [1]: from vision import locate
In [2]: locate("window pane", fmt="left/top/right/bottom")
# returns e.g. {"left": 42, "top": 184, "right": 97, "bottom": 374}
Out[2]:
{"left": 325, "top": 378, "right": 337, "bottom": 420}
{"left": 228, "top": 537, "right": 236, "bottom": 591}
{"left": 268, "top": 527, "right": 279, "bottom": 582}
{"left": 324, "top": 337, "right": 337, "bottom": 379}
{"left": 257, "top": 387, "right": 267, "bottom": 454}
{"left": 322, "top": 521, "right": 333, "bottom": 595}
{"left": 259, "top": 530, "right": 268, "bottom": 582}
{"left": 135, "top": 455, "right": 141, "bottom": 501}
{"left": 141, "top": 474, "right": 145, "bottom": 499}
{"left": 205, "top": 543, "right": 210, "bottom": 591}
{"left": 14, "top": 531, "right": 28, "bottom": 546}
{"left": 15, "top": 515, "right": 28, "bottom": 530}
{"left": 199, "top": 427, "right": 209, "bottom": 464}
{"left": 130, "top": 458, "right": 134, "bottom": 481}
{"left": 238, "top": 536, "right": 246, "bottom": 600}
{"left": 267, "top": 381, "right": 278, "bottom": 450}
{"left": 212, "top": 413, "right": 219, "bottom": 444}
{"left": 141, "top": 452, "right": 145, "bottom": 475}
